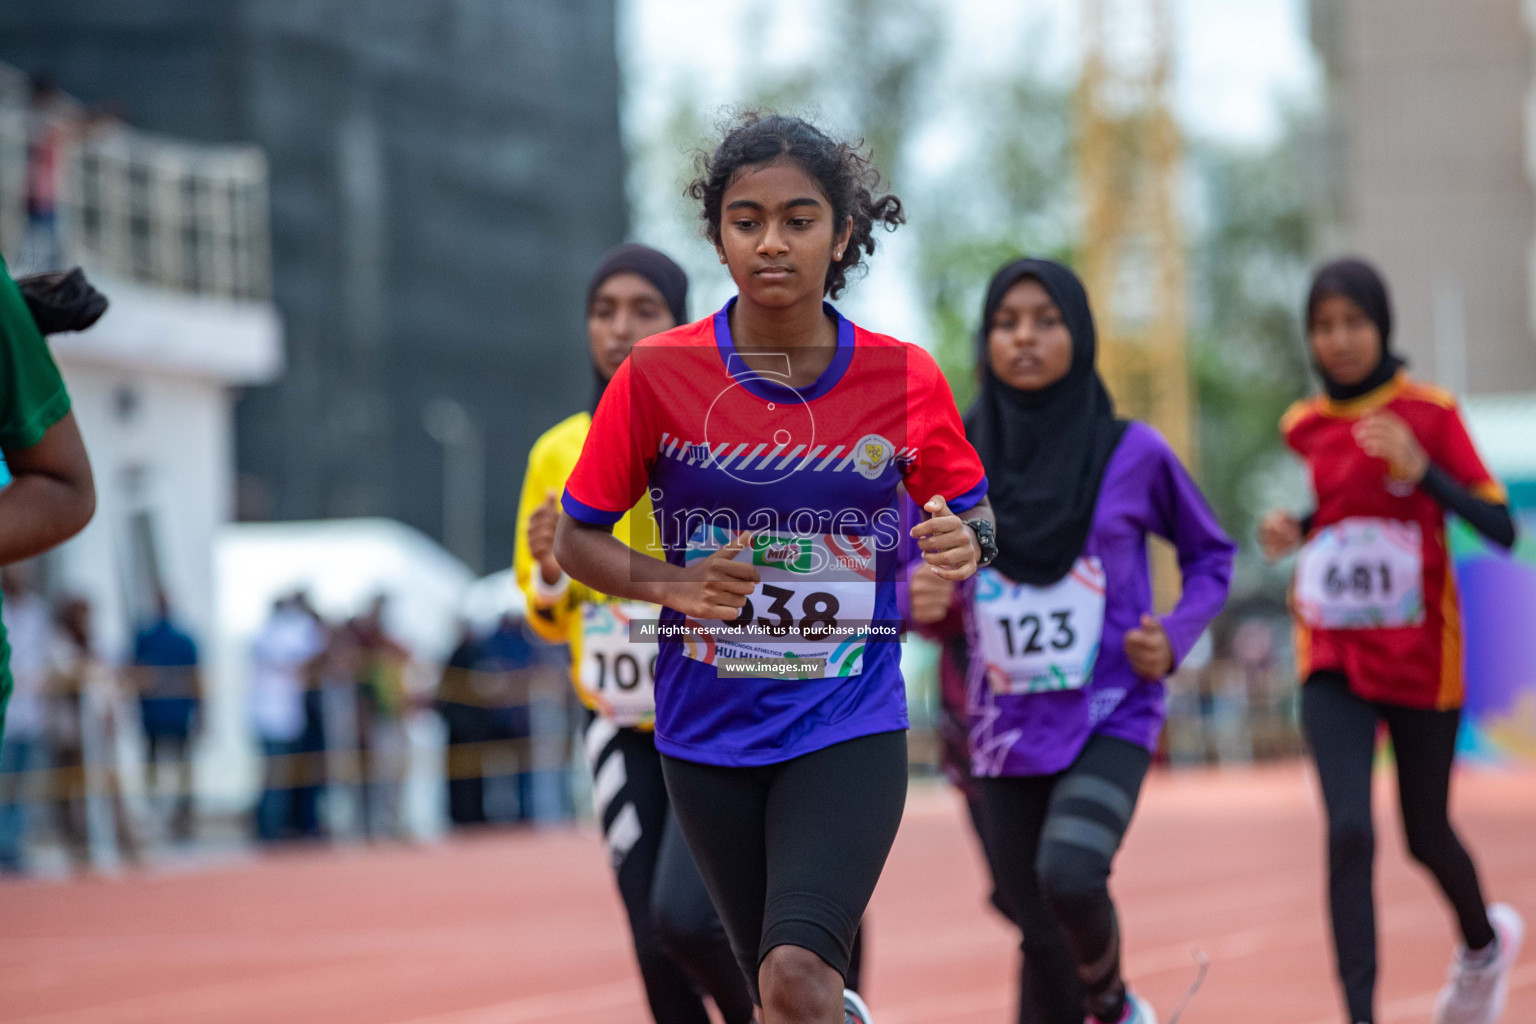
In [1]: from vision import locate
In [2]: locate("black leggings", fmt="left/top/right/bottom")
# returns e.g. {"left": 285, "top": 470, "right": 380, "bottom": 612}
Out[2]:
{"left": 586, "top": 716, "right": 754, "bottom": 1024}
{"left": 1301, "top": 671, "right": 1494, "bottom": 1024}
{"left": 972, "top": 735, "right": 1151, "bottom": 1024}
{"left": 661, "top": 730, "right": 908, "bottom": 1002}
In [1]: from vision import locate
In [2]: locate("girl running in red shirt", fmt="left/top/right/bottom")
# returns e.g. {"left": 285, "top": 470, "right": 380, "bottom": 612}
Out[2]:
{"left": 1261, "top": 257, "right": 1523, "bottom": 1024}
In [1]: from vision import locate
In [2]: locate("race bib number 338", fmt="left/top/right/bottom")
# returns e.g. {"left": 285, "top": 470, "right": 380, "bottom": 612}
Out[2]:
{"left": 680, "top": 527, "right": 877, "bottom": 678}
{"left": 1294, "top": 518, "right": 1424, "bottom": 630}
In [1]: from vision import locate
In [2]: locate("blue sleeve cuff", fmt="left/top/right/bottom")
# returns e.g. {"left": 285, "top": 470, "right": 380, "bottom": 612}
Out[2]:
{"left": 561, "top": 489, "right": 626, "bottom": 527}
{"left": 947, "top": 473, "right": 988, "bottom": 514}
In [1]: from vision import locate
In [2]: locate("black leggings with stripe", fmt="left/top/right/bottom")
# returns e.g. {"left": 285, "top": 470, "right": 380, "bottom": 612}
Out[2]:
{"left": 972, "top": 734, "right": 1151, "bottom": 1024}
{"left": 1301, "top": 671, "right": 1494, "bottom": 1024}
{"left": 585, "top": 715, "right": 754, "bottom": 1024}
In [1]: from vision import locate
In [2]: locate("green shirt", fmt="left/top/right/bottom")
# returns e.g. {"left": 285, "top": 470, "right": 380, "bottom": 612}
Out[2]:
{"left": 0, "top": 255, "right": 73, "bottom": 745}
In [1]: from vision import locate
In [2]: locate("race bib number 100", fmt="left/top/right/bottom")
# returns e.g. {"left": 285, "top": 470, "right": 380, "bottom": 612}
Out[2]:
{"left": 579, "top": 601, "right": 659, "bottom": 726}
{"left": 1294, "top": 518, "right": 1424, "bottom": 630}
{"left": 973, "top": 557, "right": 1106, "bottom": 694}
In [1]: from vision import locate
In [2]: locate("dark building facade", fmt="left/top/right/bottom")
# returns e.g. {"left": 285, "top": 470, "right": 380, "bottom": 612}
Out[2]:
{"left": 1, "top": 0, "right": 628, "bottom": 571}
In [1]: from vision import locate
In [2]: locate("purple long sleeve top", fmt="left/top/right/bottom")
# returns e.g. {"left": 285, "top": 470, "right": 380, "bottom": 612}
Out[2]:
{"left": 904, "top": 421, "right": 1235, "bottom": 777}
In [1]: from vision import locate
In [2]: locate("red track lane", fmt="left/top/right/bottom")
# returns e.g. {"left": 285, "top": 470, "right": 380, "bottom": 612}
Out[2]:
{"left": 1, "top": 762, "right": 1532, "bottom": 1024}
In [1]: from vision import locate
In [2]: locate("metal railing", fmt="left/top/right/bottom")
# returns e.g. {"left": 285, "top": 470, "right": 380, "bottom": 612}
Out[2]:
{"left": 0, "top": 64, "right": 270, "bottom": 300}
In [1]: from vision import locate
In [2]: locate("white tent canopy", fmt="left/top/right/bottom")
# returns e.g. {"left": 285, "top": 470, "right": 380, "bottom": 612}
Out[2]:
{"left": 202, "top": 518, "right": 478, "bottom": 809}
{"left": 216, "top": 517, "right": 477, "bottom": 663}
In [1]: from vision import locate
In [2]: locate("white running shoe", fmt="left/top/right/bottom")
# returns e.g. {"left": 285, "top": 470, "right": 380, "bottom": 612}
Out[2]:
{"left": 843, "top": 987, "right": 873, "bottom": 1024}
{"left": 1433, "top": 902, "right": 1526, "bottom": 1024}
{"left": 1088, "top": 990, "right": 1157, "bottom": 1024}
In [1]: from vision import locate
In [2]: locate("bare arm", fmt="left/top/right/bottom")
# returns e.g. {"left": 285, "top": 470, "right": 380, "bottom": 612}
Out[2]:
{"left": 0, "top": 411, "right": 94, "bottom": 565}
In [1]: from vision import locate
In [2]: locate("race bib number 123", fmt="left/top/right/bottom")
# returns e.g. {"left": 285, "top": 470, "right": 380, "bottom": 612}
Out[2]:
{"left": 973, "top": 557, "right": 1106, "bottom": 694}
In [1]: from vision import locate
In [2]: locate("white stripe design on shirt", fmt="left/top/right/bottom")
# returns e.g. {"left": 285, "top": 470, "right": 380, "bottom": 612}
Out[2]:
{"left": 774, "top": 445, "right": 808, "bottom": 469}
{"left": 815, "top": 446, "right": 845, "bottom": 470}
{"left": 650, "top": 440, "right": 910, "bottom": 474}
{"left": 715, "top": 443, "right": 751, "bottom": 471}
{"left": 755, "top": 444, "right": 787, "bottom": 469}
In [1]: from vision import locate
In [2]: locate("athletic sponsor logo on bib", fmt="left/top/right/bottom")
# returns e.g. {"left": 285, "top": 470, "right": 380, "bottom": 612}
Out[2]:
{"left": 579, "top": 601, "right": 659, "bottom": 726}
{"left": 973, "top": 557, "right": 1106, "bottom": 694}
{"left": 1294, "top": 517, "right": 1424, "bottom": 630}
{"left": 680, "top": 525, "right": 877, "bottom": 678}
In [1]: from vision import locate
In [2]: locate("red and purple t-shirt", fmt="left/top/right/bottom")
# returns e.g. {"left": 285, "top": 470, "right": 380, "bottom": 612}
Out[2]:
{"left": 564, "top": 299, "right": 987, "bottom": 766}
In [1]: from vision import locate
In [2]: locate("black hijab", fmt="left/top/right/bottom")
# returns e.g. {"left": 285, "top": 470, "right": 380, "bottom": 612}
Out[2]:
{"left": 964, "top": 258, "right": 1128, "bottom": 587}
{"left": 586, "top": 244, "right": 689, "bottom": 412}
{"left": 1305, "top": 257, "right": 1403, "bottom": 402}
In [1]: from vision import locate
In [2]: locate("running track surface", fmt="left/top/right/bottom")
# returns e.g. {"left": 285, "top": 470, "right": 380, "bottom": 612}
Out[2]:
{"left": 2, "top": 762, "right": 1533, "bottom": 1024}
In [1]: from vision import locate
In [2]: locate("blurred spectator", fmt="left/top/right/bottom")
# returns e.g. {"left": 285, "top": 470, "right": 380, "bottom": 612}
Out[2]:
{"left": 0, "top": 565, "right": 53, "bottom": 873}
{"left": 23, "top": 75, "right": 69, "bottom": 274}
{"left": 473, "top": 612, "right": 538, "bottom": 825}
{"left": 48, "top": 597, "right": 138, "bottom": 871}
{"left": 288, "top": 592, "right": 327, "bottom": 840}
{"left": 1231, "top": 616, "right": 1302, "bottom": 760}
{"left": 313, "top": 616, "right": 364, "bottom": 836}
{"left": 248, "top": 594, "right": 325, "bottom": 842}
{"left": 128, "top": 590, "right": 201, "bottom": 843}
{"left": 347, "top": 595, "right": 410, "bottom": 840}
{"left": 435, "top": 620, "right": 490, "bottom": 826}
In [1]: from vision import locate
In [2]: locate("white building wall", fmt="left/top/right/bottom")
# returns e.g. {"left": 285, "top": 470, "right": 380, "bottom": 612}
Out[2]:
{"left": 50, "top": 364, "right": 230, "bottom": 665}
{"left": 1311, "top": 0, "right": 1536, "bottom": 395}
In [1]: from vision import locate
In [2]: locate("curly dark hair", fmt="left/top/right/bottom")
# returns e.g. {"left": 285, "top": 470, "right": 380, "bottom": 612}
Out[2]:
{"left": 686, "top": 112, "right": 905, "bottom": 300}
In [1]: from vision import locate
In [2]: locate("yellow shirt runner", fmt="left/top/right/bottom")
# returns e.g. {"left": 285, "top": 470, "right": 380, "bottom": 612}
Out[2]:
{"left": 514, "top": 411, "right": 664, "bottom": 729}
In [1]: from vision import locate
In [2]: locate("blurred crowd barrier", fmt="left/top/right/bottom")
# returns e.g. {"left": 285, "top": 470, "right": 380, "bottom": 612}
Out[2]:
{"left": 0, "top": 581, "right": 588, "bottom": 877}
{"left": 13, "top": 533, "right": 1534, "bottom": 880}
{"left": 0, "top": 606, "right": 1315, "bottom": 880}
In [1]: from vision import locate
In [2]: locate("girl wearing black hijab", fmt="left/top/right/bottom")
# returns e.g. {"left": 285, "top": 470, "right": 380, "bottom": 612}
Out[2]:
{"left": 908, "top": 258, "right": 1235, "bottom": 1024}
{"left": 514, "top": 245, "right": 755, "bottom": 1024}
{"left": 1261, "top": 258, "right": 1521, "bottom": 1024}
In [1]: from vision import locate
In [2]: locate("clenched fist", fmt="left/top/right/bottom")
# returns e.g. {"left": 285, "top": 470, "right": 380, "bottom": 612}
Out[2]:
{"left": 910, "top": 495, "right": 980, "bottom": 582}
{"left": 664, "top": 532, "right": 760, "bottom": 621}
{"left": 1124, "top": 614, "right": 1174, "bottom": 679}
{"left": 526, "top": 490, "right": 563, "bottom": 585}
{"left": 1354, "top": 411, "right": 1428, "bottom": 483}
{"left": 908, "top": 562, "right": 956, "bottom": 625}
{"left": 1258, "top": 509, "right": 1302, "bottom": 562}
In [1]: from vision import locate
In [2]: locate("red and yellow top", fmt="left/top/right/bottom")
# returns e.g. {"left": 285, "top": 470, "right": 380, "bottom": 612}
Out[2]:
{"left": 1281, "top": 372, "right": 1506, "bottom": 709}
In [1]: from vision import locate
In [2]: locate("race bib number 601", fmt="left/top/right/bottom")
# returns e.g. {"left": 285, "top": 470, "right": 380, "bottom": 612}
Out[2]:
{"left": 1294, "top": 518, "right": 1424, "bottom": 630}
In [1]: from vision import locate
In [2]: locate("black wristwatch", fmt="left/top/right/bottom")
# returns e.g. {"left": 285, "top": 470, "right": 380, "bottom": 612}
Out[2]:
{"left": 964, "top": 518, "right": 998, "bottom": 568}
